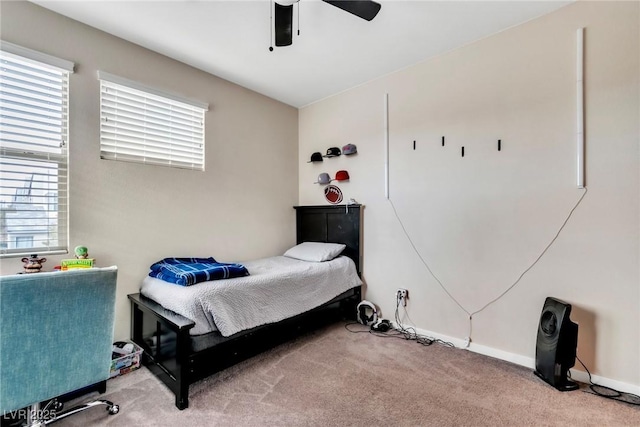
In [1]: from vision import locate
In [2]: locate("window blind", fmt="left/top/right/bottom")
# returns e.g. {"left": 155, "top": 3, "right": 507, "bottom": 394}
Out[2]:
{"left": 99, "top": 74, "right": 206, "bottom": 171}
{"left": 0, "top": 47, "right": 70, "bottom": 257}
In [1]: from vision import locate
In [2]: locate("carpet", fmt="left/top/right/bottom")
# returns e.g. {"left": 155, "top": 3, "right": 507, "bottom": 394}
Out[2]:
{"left": 56, "top": 322, "right": 639, "bottom": 426}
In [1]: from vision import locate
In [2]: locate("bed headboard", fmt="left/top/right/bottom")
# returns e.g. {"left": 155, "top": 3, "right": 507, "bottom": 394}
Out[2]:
{"left": 294, "top": 204, "right": 362, "bottom": 275}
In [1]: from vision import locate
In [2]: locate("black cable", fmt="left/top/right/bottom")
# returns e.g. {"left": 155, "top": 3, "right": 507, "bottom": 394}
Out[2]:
{"left": 576, "top": 356, "right": 640, "bottom": 406}
{"left": 345, "top": 307, "right": 452, "bottom": 346}
{"left": 344, "top": 295, "right": 454, "bottom": 349}
{"left": 344, "top": 322, "right": 370, "bottom": 333}
{"left": 344, "top": 322, "right": 415, "bottom": 340}
{"left": 393, "top": 292, "right": 454, "bottom": 348}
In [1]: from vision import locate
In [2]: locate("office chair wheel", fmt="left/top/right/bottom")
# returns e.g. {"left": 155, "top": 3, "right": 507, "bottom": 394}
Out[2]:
{"left": 42, "top": 398, "right": 63, "bottom": 417}
{"left": 51, "top": 400, "right": 64, "bottom": 412}
{"left": 107, "top": 404, "right": 119, "bottom": 415}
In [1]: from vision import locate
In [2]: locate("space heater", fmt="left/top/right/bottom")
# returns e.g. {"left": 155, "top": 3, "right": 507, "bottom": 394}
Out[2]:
{"left": 534, "top": 297, "right": 579, "bottom": 391}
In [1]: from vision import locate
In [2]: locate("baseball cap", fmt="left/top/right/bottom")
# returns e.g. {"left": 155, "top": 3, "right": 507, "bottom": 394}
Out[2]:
{"left": 342, "top": 144, "right": 357, "bottom": 155}
{"left": 314, "top": 173, "right": 332, "bottom": 185}
{"left": 307, "top": 152, "right": 323, "bottom": 163}
{"left": 334, "top": 170, "right": 350, "bottom": 181}
{"left": 323, "top": 147, "right": 341, "bottom": 158}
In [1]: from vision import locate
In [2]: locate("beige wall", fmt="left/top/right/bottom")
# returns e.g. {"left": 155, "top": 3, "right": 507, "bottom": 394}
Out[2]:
{"left": 300, "top": 1, "right": 639, "bottom": 386}
{"left": 0, "top": 1, "right": 299, "bottom": 340}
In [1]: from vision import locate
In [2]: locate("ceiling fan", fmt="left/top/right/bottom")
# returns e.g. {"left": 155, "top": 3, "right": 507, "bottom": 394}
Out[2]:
{"left": 270, "top": 0, "right": 382, "bottom": 50}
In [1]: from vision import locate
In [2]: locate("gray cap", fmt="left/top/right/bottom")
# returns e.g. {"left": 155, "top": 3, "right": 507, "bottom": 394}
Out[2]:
{"left": 342, "top": 144, "right": 357, "bottom": 155}
{"left": 314, "top": 173, "right": 332, "bottom": 185}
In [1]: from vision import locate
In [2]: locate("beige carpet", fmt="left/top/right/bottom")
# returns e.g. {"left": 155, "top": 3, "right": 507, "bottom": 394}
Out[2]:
{"left": 57, "top": 322, "right": 638, "bottom": 426}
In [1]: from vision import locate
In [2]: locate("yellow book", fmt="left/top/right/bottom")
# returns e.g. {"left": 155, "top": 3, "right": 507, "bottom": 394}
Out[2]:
{"left": 61, "top": 259, "right": 94, "bottom": 270}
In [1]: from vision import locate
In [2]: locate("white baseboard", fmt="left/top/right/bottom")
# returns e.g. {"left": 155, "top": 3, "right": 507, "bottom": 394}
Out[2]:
{"left": 568, "top": 370, "right": 640, "bottom": 396}
{"left": 468, "top": 341, "right": 536, "bottom": 369}
{"left": 391, "top": 322, "right": 640, "bottom": 396}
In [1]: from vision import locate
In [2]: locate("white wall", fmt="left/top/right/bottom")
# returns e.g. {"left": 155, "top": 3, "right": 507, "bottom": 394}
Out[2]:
{"left": 299, "top": 1, "right": 639, "bottom": 387}
{"left": 0, "top": 1, "right": 299, "bottom": 340}
{"left": 2, "top": 0, "right": 638, "bottom": 390}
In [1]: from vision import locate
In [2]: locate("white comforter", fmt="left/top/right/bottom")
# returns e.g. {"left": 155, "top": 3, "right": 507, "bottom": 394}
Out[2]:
{"left": 140, "top": 255, "right": 362, "bottom": 337}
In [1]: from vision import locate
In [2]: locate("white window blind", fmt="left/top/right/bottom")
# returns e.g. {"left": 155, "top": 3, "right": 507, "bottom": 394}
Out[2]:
{"left": 99, "top": 72, "right": 207, "bottom": 171}
{"left": 0, "top": 46, "right": 71, "bottom": 257}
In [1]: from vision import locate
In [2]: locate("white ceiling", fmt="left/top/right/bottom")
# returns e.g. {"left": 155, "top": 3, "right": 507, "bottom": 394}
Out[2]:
{"left": 31, "top": 0, "right": 573, "bottom": 108}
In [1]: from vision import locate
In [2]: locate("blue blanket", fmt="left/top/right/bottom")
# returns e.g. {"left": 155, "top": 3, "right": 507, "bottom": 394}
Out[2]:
{"left": 149, "top": 257, "right": 249, "bottom": 286}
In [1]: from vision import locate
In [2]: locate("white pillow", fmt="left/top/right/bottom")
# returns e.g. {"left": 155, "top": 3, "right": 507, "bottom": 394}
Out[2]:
{"left": 283, "top": 242, "right": 346, "bottom": 262}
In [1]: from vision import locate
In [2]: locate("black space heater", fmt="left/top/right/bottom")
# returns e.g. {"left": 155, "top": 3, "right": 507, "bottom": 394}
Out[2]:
{"left": 534, "top": 297, "right": 579, "bottom": 391}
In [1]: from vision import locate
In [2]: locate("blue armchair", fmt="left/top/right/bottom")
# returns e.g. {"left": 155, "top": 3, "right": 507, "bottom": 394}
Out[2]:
{"left": 0, "top": 267, "right": 120, "bottom": 425}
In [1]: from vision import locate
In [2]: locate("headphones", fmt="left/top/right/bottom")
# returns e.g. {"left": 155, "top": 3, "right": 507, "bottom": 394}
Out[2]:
{"left": 371, "top": 319, "right": 391, "bottom": 332}
{"left": 356, "top": 300, "right": 378, "bottom": 326}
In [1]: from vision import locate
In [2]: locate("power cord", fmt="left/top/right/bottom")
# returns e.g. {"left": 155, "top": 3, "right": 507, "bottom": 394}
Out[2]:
{"left": 574, "top": 356, "right": 640, "bottom": 406}
{"left": 344, "top": 296, "right": 454, "bottom": 348}
{"left": 393, "top": 292, "right": 454, "bottom": 348}
{"left": 344, "top": 322, "right": 406, "bottom": 339}
{"left": 344, "top": 321, "right": 453, "bottom": 348}
{"left": 388, "top": 187, "right": 588, "bottom": 342}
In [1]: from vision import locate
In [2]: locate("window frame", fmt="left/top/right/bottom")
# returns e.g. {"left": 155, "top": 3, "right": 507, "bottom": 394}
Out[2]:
{"left": 0, "top": 41, "right": 73, "bottom": 258}
{"left": 98, "top": 71, "right": 208, "bottom": 171}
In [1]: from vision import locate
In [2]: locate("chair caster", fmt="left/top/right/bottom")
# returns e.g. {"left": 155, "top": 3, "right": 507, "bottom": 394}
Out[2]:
{"left": 51, "top": 401, "right": 64, "bottom": 412}
{"left": 107, "top": 404, "right": 119, "bottom": 415}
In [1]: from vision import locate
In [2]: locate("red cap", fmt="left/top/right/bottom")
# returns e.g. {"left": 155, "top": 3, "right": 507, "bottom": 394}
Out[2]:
{"left": 335, "top": 170, "right": 350, "bottom": 181}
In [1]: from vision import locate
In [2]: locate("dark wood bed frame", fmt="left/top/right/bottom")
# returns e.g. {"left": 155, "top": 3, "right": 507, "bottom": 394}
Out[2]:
{"left": 128, "top": 204, "right": 362, "bottom": 410}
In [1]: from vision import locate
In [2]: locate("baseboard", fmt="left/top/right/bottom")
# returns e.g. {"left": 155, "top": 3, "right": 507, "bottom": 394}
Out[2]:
{"left": 391, "top": 321, "right": 640, "bottom": 396}
{"left": 468, "top": 341, "right": 535, "bottom": 369}
{"left": 567, "top": 370, "right": 640, "bottom": 396}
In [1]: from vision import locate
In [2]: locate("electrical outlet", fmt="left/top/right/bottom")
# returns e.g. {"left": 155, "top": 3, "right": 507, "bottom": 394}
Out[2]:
{"left": 397, "top": 288, "right": 408, "bottom": 306}
{"left": 463, "top": 337, "right": 471, "bottom": 348}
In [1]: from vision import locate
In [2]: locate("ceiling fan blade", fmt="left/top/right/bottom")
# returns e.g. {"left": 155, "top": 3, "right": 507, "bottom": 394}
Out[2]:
{"left": 274, "top": 3, "right": 293, "bottom": 47}
{"left": 322, "top": 0, "right": 381, "bottom": 21}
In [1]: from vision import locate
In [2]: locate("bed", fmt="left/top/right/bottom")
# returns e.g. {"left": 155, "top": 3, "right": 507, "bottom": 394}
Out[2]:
{"left": 128, "top": 204, "right": 363, "bottom": 410}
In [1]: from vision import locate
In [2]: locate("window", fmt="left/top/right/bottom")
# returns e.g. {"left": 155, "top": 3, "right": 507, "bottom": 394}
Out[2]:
{"left": 15, "top": 236, "right": 34, "bottom": 249}
{"left": 0, "top": 41, "right": 73, "bottom": 258}
{"left": 98, "top": 72, "right": 208, "bottom": 171}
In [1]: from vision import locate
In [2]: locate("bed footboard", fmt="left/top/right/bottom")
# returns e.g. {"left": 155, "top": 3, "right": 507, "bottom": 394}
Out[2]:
{"left": 129, "top": 293, "right": 194, "bottom": 409}
{"left": 129, "top": 286, "right": 360, "bottom": 410}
